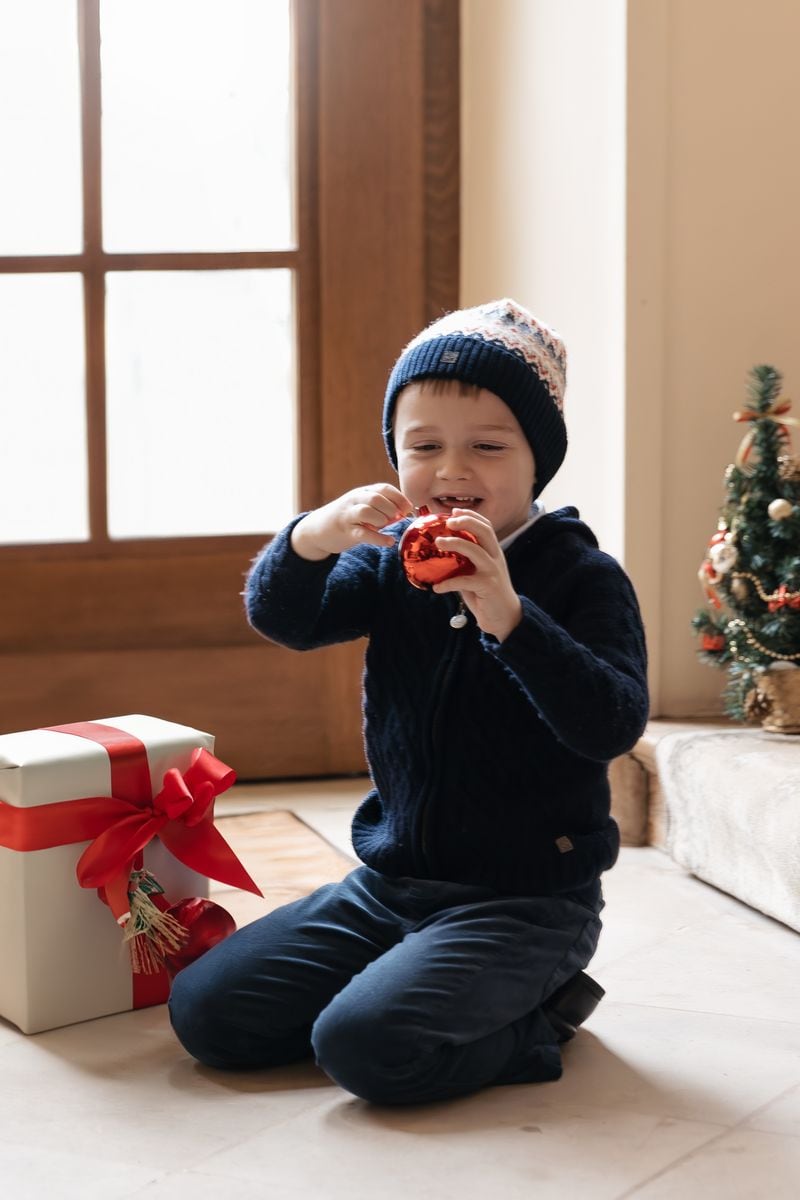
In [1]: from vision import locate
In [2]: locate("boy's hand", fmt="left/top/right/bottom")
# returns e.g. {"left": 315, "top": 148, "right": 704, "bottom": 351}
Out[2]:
{"left": 432, "top": 509, "right": 523, "bottom": 641}
{"left": 291, "top": 484, "right": 413, "bottom": 561}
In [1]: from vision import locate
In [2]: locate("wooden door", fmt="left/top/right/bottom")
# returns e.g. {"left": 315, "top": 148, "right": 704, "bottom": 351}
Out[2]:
{"left": 0, "top": 0, "right": 459, "bottom": 779}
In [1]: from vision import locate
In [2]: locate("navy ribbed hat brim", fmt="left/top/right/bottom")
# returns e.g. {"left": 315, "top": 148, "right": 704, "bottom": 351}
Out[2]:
{"left": 382, "top": 333, "right": 567, "bottom": 497}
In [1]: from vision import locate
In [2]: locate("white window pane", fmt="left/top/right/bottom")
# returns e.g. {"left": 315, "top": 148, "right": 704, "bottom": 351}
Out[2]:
{"left": 0, "top": 275, "right": 88, "bottom": 544}
{"left": 100, "top": 0, "right": 294, "bottom": 252}
{"left": 0, "top": 2, "right": 82, "bottom": 254}
{"left": 106, "top": 270, "right": 295, "bottom": 538}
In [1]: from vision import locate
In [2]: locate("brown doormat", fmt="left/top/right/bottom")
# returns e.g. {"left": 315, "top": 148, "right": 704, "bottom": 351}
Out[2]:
{"left": 210, "top": 810, "right": 355, "bottom": 928}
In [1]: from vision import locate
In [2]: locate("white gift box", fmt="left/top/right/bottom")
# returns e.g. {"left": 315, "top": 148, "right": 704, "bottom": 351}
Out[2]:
{"left": 0, "top": 715, "right": 213, "bottom": 1034}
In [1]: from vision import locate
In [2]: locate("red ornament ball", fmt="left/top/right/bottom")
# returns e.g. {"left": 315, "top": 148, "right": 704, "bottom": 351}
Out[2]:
{"left": 701, "top": 633, "right": 726, "bottom": 653}
{"left": 162, "top": 897, "right": 236, "bottom": 976}
{"left": 399, "top": 506, "right": 479, "bottom": 590}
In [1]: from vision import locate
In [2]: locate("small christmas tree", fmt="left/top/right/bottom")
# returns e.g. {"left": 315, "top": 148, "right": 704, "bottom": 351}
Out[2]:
{"left": 692, "top": 365, "right": 800, "bottom": 724}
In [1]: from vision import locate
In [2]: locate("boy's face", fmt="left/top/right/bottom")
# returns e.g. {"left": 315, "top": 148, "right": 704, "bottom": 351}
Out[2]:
{"left": 393, "top": 380, "right": 536, "bottom": 542}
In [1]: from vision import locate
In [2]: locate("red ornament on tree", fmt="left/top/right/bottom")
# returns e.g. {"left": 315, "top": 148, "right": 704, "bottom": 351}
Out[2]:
{"left": 161, "top": 897, "right": 237, "bottom": 977}
{"left": 399, "top": 506, "right": 478, "bottom": 590}
{"left": 701, "top": 633, "right": 726, "bottom": 652}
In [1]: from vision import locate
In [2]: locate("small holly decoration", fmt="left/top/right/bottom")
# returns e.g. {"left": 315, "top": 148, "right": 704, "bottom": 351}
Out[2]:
{"left": 119, "top": 870, "right": 237, "bottom": 977}
{"left": 692, "top": 365, "right": 800, "bottom": 721}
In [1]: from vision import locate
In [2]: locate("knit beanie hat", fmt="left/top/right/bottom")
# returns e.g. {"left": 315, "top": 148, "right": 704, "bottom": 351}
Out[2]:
{"left": 382, "top": 298, "right": 567, "bottom": 497}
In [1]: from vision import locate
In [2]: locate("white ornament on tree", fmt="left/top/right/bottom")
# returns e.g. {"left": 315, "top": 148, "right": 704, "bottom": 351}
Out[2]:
{"left": 768, "top": 498, "right": 793, "bottom": 521}
{"left": 709, "top": 540, "right": 738, "bottom": 574}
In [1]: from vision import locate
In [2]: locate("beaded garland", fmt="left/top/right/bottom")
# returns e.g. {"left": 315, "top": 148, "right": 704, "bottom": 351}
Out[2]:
{"left": 727, "top": 618, "right": 800, "bottom": 662}
{"left": 730, "top": 571, "right": 800, "bottom": 609}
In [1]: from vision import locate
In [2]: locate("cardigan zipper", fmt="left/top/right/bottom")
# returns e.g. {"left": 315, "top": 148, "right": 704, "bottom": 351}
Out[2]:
{"left": 417, "top": 619, "right": 465, "bottom": 873}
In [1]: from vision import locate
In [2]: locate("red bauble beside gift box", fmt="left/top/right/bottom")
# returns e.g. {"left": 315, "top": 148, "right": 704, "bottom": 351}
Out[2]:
{"left": 163, "top": 897, "right": 237, "bottom": 976}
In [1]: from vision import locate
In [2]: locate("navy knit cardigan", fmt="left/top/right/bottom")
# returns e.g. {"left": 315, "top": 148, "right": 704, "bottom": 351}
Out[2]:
{"left": 245, "top": 507, "right": 649, "bottom": 899}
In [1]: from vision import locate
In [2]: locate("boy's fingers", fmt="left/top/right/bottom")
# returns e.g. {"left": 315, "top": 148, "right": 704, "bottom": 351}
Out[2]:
{"left": 385, "top": 485, "right": 414, "bottom": 515}
{"left": 360, "top": 487, "right": 413, "bottom": 525}
{"left": 434, "top": 535, "right": 488, "bottom": 564}
{"left": 449, "top": 507, "right": 492, "bottom": 524}
{"left": 374, "top": 483, "right": 413, "bottom": 510}
{"left": 447, "top": 511, "right": 493, "bottom": 530}
{"left": 435, "top": 534, "right": 478, "bottom": 554}
{"left": 357, "top": 506, "right": 407, "bottom": 533}
{"left": 354, "top": 525, "right": 396, "bottom": 547}
{"left": 445, "top": 514, "right": 496, "bottom": 547}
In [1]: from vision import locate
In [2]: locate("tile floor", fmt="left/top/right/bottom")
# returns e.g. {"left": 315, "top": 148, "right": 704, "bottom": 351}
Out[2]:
{"left": 2, "top": 778, "right": 799, "bottom": 1199}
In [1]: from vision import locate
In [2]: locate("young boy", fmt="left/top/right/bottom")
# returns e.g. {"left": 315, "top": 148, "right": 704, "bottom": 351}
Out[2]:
{"left": 169, "top": 298, "right": 649, "bottom": 1105}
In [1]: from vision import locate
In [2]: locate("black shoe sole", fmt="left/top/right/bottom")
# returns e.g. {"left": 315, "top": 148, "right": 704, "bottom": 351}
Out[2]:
{"left": 542, "top": 970, "right": 605, "bottom": 1042}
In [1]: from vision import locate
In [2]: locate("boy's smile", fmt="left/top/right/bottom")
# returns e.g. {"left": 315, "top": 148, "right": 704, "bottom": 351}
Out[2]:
{"left": 393, "top": 380, "right": 537, "bottom": 542}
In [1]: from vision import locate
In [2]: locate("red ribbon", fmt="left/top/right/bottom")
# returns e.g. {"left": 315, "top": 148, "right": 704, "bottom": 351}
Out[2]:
{"left": 0, "top": 721, "right": 262, "bottom": 1009}
{"left": 768, "top": 585, "right": 800, "bottom": 613}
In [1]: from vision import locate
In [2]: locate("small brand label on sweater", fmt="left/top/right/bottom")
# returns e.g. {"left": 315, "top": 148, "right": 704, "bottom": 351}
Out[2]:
{"left": 555, "top": 836, "right": 574, "bottom": 854}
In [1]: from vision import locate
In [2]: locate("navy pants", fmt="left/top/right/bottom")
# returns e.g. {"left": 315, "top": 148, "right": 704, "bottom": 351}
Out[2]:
{"left": 169, "top": 867, "right": 602, "bottom": 1106}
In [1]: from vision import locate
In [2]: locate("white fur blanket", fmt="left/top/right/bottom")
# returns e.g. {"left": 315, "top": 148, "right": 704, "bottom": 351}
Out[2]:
{"left": 655, "top": 728, "right": 800, "bottom": 933}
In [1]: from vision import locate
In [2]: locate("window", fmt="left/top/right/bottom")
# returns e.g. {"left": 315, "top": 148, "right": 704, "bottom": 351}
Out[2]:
{"left": 1, "top": 0, "right": 298, "bottom": 547}
{"left": 0, "top": 0, "right": 459, "bottom": 777}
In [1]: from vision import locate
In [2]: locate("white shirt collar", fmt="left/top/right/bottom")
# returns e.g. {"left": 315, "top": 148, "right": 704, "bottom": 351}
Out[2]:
{"left": 500, "top": 500, "right": 546, "bottom": 551}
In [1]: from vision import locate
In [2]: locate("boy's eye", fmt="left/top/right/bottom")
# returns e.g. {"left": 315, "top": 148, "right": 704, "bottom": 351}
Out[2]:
{"left": 474, "top": 442, "right": 505, "bottom": 452}
{"left": 411, "top": 442, "right": 440, "bottom": 452}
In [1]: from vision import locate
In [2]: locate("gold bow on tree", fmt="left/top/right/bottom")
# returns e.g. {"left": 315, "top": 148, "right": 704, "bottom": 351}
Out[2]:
{"left": 733, "top": 397, "right": 800, "bottom": 472}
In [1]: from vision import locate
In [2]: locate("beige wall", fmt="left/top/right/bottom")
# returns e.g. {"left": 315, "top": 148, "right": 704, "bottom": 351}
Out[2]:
{"left": 462, "top": 0, "right": 800, "bottom": 717}
{"left": 461, "top": 0, "right": 627, "bottom": 562}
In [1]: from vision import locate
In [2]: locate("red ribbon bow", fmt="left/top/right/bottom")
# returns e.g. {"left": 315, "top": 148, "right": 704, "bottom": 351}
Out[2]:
{"left": 76, "top": 746, "right": 262, "bottom": 923}
{"left": 767, "top": 585, "right": 800, "bottom": 613}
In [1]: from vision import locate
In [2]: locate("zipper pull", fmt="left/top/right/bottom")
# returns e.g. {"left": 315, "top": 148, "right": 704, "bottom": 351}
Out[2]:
{"left": 449, "top": 597, "right": 468, "bottom": 629}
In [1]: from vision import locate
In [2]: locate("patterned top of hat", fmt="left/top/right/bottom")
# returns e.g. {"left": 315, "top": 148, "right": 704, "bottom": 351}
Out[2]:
{"left": 403, "top": 299, "right": 567, "bottom": 413}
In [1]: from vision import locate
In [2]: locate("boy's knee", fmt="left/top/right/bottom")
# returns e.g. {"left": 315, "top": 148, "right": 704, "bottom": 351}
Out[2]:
{"left": 168, "top": 969, "right": 215, "bottom": 1058}
{"left": 312, "top": 1001, "right": 416, "bottom": 1105}
{"left": 169, "top": 961, "right": 317, "bottom": 1072}
{"left": 168, "top": 967, "right": 242, "bottom": 1069}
